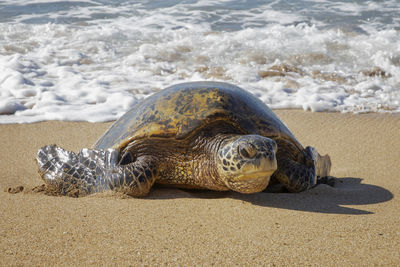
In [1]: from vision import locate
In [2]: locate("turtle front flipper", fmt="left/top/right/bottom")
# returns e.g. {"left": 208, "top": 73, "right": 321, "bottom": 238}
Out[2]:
{"left": 37, "top": 145, "right": 158, "bottom": 197}
{"left": 271, "top": 146, "right": 331, "bottom": 192}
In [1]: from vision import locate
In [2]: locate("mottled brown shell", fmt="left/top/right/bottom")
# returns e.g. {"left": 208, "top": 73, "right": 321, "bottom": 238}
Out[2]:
{"left": 94, "top": 82, "right": 302, "bottom": 151}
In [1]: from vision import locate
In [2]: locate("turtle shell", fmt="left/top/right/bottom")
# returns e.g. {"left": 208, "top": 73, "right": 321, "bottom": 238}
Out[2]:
{"left": 94, "top": 81, "right": 302, "bottom": 151}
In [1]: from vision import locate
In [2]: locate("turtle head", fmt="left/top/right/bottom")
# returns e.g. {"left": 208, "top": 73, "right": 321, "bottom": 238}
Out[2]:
{"left": 216, "top": 135, "right": 278, "bottom": 193}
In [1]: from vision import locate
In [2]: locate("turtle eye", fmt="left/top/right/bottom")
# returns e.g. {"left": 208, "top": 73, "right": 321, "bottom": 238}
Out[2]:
{"left": 238, "top": 143, "right": 257, "bottom": 159}
{"left": 119, "top": 152, "right": 135, "bottom": 165}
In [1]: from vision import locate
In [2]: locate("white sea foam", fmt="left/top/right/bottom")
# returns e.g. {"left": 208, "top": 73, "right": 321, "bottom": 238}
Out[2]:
{"left": 0, "top": 0, "right": 399, "bottom": 123}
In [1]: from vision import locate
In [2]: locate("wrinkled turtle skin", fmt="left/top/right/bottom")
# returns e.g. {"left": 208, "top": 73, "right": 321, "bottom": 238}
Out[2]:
{"left": 37, "top": 81, "right": 332, "bottom": 197}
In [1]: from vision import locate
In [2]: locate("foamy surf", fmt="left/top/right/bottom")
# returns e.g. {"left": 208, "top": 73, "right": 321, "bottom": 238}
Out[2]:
{"left": 0, "top": 0, "right": 399, "bottom": 123}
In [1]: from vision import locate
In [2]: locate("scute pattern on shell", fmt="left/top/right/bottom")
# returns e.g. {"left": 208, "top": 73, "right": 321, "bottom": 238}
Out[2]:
{"left": 94, "top": 81, "right": 301, "bottom": 151}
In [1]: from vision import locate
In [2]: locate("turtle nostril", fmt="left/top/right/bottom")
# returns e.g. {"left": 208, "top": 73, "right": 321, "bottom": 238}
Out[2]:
{"left": 238, "top": 143, "right": 257, "bottom": 159}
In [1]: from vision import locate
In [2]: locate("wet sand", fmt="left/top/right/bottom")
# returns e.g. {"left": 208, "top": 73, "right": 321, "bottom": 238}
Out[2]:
{"left": 1, "top": 110, "right": 399, "bottom": 266}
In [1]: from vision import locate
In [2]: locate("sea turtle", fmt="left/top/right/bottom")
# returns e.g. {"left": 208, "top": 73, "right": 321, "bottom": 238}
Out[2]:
{"left": 37, "top": 81, "right": 332, "bottom": 197}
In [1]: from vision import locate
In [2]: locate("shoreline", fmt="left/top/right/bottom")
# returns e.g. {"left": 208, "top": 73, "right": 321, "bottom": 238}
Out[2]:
{"left": 1, "top": 110, "right": 399, "bottom": 265}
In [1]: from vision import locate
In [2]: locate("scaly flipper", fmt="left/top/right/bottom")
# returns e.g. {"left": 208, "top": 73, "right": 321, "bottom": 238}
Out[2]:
{"left": 272, "top": 146, "right": 332, "bottom": 192}
{"left": 37, "top": 145, "right": 158, "bottom": 197}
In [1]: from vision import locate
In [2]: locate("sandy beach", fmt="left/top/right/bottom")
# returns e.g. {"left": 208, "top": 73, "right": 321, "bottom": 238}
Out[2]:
{"left": 1, "top": 110, "right": 399, "bottom": 266}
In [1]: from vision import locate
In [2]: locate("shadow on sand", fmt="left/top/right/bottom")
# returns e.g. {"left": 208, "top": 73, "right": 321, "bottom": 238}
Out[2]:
{"left": 148, "top": 177, "right": 394, "bottom": 215}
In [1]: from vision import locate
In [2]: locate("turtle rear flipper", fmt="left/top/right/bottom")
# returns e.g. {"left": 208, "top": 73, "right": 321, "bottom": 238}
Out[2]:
{"left": 315, "top": 151, "right": 331, "bottom": 178}
{"left": 37, "top": 145, "right": 158, "bottom": 197}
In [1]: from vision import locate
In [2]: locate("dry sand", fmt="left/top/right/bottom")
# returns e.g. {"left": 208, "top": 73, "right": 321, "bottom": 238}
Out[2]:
{"left": 1, "top": 110, "right": 399, "bottom": 266}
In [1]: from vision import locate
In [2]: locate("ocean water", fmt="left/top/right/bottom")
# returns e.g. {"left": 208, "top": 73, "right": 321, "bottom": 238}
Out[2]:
{"left": 0, "top": 0, "right": 399, "bottom": 123}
